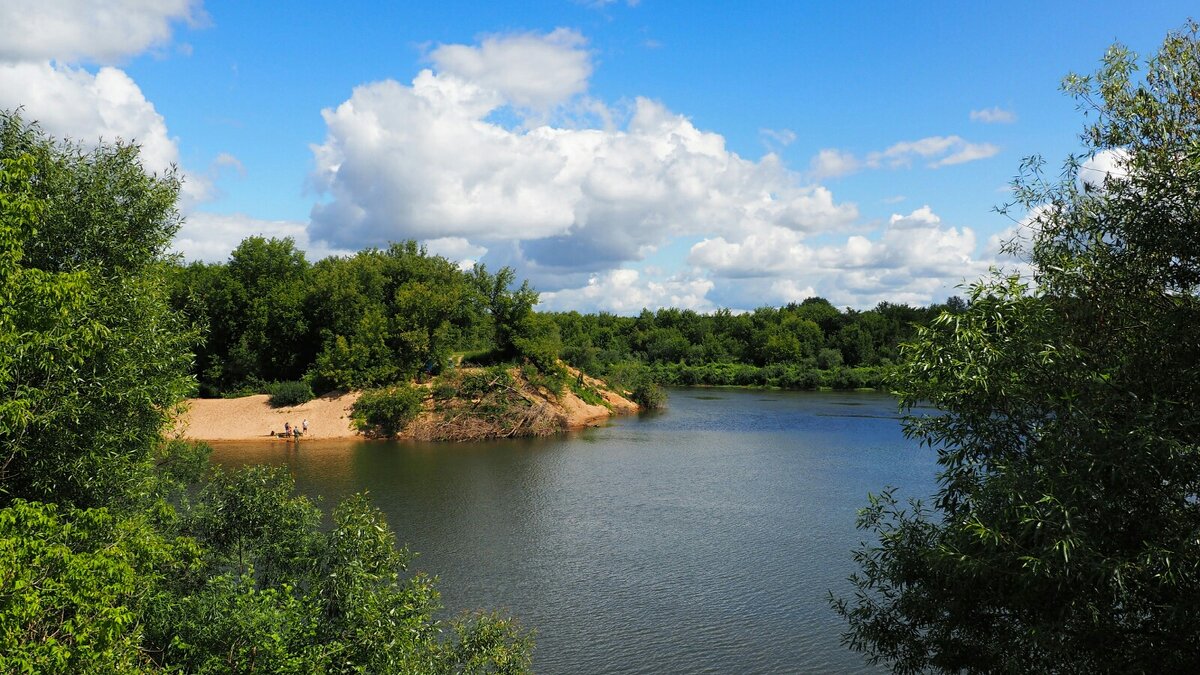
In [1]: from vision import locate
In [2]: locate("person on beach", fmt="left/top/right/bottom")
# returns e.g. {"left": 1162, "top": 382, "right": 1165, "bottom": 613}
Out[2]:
{"left": 302, "top": 418, "right": 309, "bottom": 434}
{"left": 284, "top": 421, "right": 291, "bottom": 436}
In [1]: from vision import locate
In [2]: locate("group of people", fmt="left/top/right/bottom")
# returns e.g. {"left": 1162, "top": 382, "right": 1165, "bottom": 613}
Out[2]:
{"left": 276, "top": 418, "right": 309, "bottom": 438}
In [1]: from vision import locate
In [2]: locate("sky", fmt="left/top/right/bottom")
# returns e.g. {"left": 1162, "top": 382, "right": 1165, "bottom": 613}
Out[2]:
{"left": 0, "top": 1, "right": 1193, "bottom": 313}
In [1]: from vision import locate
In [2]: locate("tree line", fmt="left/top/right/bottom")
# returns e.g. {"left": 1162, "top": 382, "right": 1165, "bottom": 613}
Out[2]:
{"left": 167, "top": 239, "right": 561, "bottom": 398}
{"left": 167, "top": 236, "right": 965, "bottom": 400}
{"left": 548, "top": 297, "right": 965, "bottom": 391}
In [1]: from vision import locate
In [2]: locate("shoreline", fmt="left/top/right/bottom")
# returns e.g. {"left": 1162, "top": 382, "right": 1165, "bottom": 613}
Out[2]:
{"left": 173, "top": 373, "right": 638, "bottom": 443}
{"left": 173, "top": 391, "right": 362, "bottom": 442}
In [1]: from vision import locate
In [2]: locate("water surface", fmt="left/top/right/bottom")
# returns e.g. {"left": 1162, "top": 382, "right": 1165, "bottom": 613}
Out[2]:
{"left": 210, "top": 388, "right": 937, "bottom": 674}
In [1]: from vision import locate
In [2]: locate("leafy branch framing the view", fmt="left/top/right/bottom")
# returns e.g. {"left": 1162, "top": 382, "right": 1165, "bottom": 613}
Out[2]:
{"left": 834, "top": 23, "right": 1200, "bottom": 673}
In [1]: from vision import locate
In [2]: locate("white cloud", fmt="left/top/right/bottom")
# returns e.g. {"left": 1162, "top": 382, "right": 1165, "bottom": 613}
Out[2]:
{"left": 423, "top": 236, "right": 488, "bottom": 269}
{"left": 0, "top": 61, "right": 212, "bottom": 200}
{"left": 688, "top": 227, "right": 814, "bottom": 277}
{"left": 770, "top": 279, "right": 817, "bottom": 303}
{"left": 1078, "top": 148, "right": 1130, "bottom": 192}
{"left": 0, "top": 0, "right": 201, "bottom": 64}
{"left": 689, "top": 206, "right": 1000, "bottom": 308}
{"left": 212, "top": 152, "right": 245, "bottom": 176}
{"left": 933, "top": 141, "right": 1001, "bottom": 167}
{"left": 173, "top": 211, "right": 352, "bottom": 263}
{"left": 868, "top": 135, "right": 999, "bottom": 169}
{"left": 760, "top": 127, "right": 797, "bottom": 151}
{"left": 970, "top": 106, "right": 1016, "bottom": 124}
{"left": 808, "top": 135, "right": 999, "bottom": 178}
{"left": 808, "top": 148, "right": 861, "bottom": 179}
{"left": 429, "top": 29, "right": 591, "bottom": 110}
{"left": 539, "top": 269, "right": 715, "bottom": 313}
{"left": 308, "top": 39, "right": 858, "bottom": 275}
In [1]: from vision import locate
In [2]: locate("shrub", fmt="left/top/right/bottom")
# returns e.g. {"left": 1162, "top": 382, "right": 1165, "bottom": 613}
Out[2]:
{"left": 351, "top": 385, "right": 425, "bottom": 437}
{"left": 816, "top": 347, "right": 844, "bottom": 370}
{"left": 266, "top": 380, "right": 314, "bottom": 407}
{"left": 630, "top": 380, "right": 667, "bottom": 410}
{"left": 459, "top": 366, "right": 513, "bottom": 399}
{"left": 521, "top": 362, "right": 566, "bottom": 397}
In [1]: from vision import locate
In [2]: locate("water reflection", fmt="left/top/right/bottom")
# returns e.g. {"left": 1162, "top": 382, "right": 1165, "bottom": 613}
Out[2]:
{"left": 209, "top": 388, "right": 936, "bottom": 674}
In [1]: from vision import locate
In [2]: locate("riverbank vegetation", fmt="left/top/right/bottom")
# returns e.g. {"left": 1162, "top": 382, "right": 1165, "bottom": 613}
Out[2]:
{"left": 0, "top": 111, "right": 532, "bottom": 673}
{"left": 166, "top": 231, "right": 962, "bottom": 402}
{"left": 834, "top": 24, "right": 1200, "bottom": 672}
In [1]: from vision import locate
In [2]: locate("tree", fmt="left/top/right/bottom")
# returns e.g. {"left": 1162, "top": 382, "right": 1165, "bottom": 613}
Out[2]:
{"left": 0, "top": 113, "right": 194, "bottom": 508}
{"left": 834, "top": 25, "right": 1200, "bottom": 672}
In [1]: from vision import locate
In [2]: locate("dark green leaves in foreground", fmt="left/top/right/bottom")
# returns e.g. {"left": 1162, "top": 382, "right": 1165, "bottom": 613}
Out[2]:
{"left": 0, "top": 112, "right": 533, "bottom": 673}
{"left": 835, "top": 23, "right": 1200, "bottom": 673}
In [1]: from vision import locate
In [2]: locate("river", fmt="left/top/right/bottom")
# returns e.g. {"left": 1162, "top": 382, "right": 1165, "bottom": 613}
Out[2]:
{"left": 209, "top": 387, "right": 938, "bottom": 674}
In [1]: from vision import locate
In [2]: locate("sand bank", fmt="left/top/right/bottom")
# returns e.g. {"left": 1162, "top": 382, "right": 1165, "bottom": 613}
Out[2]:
{"left": 174, "top": 392, "right": 361, "bottom": 441}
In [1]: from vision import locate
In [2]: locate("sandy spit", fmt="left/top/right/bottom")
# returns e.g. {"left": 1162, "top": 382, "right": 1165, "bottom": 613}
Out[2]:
{"left": 173, "top": 370, "right": 638, "bottom": 443}
{"left": 173, "top": 392, "right": 361, "bottom": 441}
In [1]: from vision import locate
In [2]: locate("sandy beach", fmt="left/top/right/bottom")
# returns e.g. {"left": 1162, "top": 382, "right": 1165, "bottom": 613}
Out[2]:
{"left": 173, "top": 372, "right": 638, "bottom": 443}
{"left": 174, "top": 392, "right": 361, "bottom": 441}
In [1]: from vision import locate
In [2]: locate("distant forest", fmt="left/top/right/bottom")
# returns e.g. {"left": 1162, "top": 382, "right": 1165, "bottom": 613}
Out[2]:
{"left": 168, "top": 235, "right": 966, "bottom": 397}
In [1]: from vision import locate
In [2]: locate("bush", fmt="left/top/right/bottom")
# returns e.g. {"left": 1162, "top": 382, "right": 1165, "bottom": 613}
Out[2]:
{"left": 630, "top": 380, "right": 667, "bottom": 410}
{"left": 458, "top": 366, "right": 512, "bottom": 399}
{"left": 816, "top": 347, "right": 843, "bottom": 370}
{"left": 266, "top": 380, "right": 314, "bottom": 407}
{"left": 521, "top": 362, "right": 566, "bottom": 397}
{"left": 351, "top": 385, "right": 425, "bottom": 437}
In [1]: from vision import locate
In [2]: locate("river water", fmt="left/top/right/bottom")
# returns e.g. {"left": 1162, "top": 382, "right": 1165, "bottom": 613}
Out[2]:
{"left": 209, "top": 388, "right": 938, "bottom": 673}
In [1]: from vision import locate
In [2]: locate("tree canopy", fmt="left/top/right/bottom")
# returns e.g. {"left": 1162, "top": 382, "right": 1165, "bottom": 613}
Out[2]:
{"left": 834, "top": 24, "right": 1200, "bottom": 672}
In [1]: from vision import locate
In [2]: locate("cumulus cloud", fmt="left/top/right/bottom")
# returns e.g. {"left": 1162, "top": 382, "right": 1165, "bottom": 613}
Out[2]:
{"left": 808, "top": 148, "right": 861, "bottom": 179}
{"left": 174, "top": 211, "right": 353, "bottom": 263}
{"left": 308, "top": 32, "right": 858, "bottom": 277}
{"left": 429, "top": 28, "right": 591, "bottom": 110}
{"left": 0, "top": 2, "right": 217, "bottom": 206}
{"left": 970, "top": 106, "right": 1017, "bottom": 124}
{"left": 0, "top": 0, "right": 201, "bottom": 64}
{"left": 1078, "top": 148, "right": 1130, "bottom": 192}
{"left": 539, "top": 269, "right": 715, "bottom": 313}
{"left": 686, "top": 205, "right": 1001, "bottom": 309}
{"left": 0, "top": 61, "right": 213, "bottom": 200}
{"left": 423, "top": 236, "right": 488, "bottom": 269}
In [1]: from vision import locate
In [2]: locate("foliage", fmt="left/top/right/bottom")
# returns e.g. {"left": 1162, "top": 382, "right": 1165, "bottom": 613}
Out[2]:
{"left": 630, "top": 380, "right": 667, "bottom": 411}
{"left": 266, "top": 380, "right": 315, "bottom": 407}
{"left": 833, "top": 25, "right": 1200, "bottom": 672}
{"left": 0, "top": 111, "right": 533, "bottom": 673}
{"left": 569, "top": 375, "right": 608, "bottom": 407}
{"left": 520, "top": 362, "right": 566, "bottom": 398}
{"left": 169, "top": 241, "right": 556, "bottom": 396}
{"left": 351, "top": 384, "right": 426, "bottom": 437}
{"left": 0, "top": 113, "right": 194, "bottom": 509}
{"left": 546, "top": 297, "right": 958, "bottom": 392}
{"left": 0, "top": 500, "right": 182, "bottom": 674}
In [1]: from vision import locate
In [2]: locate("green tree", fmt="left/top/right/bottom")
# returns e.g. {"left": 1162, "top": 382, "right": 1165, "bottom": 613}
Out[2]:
{"left": 834, "top": 25, "right": 1200, "bottom": 672}
{"left": 0, "top": 114, "right": 194, "bottom": 508}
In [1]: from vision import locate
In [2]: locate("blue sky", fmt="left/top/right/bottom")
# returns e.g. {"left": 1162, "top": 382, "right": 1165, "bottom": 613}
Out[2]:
{"left": 0, "top": 1, "right": 1193, "bottom": 312}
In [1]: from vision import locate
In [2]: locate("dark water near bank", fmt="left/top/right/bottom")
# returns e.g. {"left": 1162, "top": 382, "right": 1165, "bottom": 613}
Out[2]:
{"left": 210, "top": 388, "right": 937, "bottom": 674}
